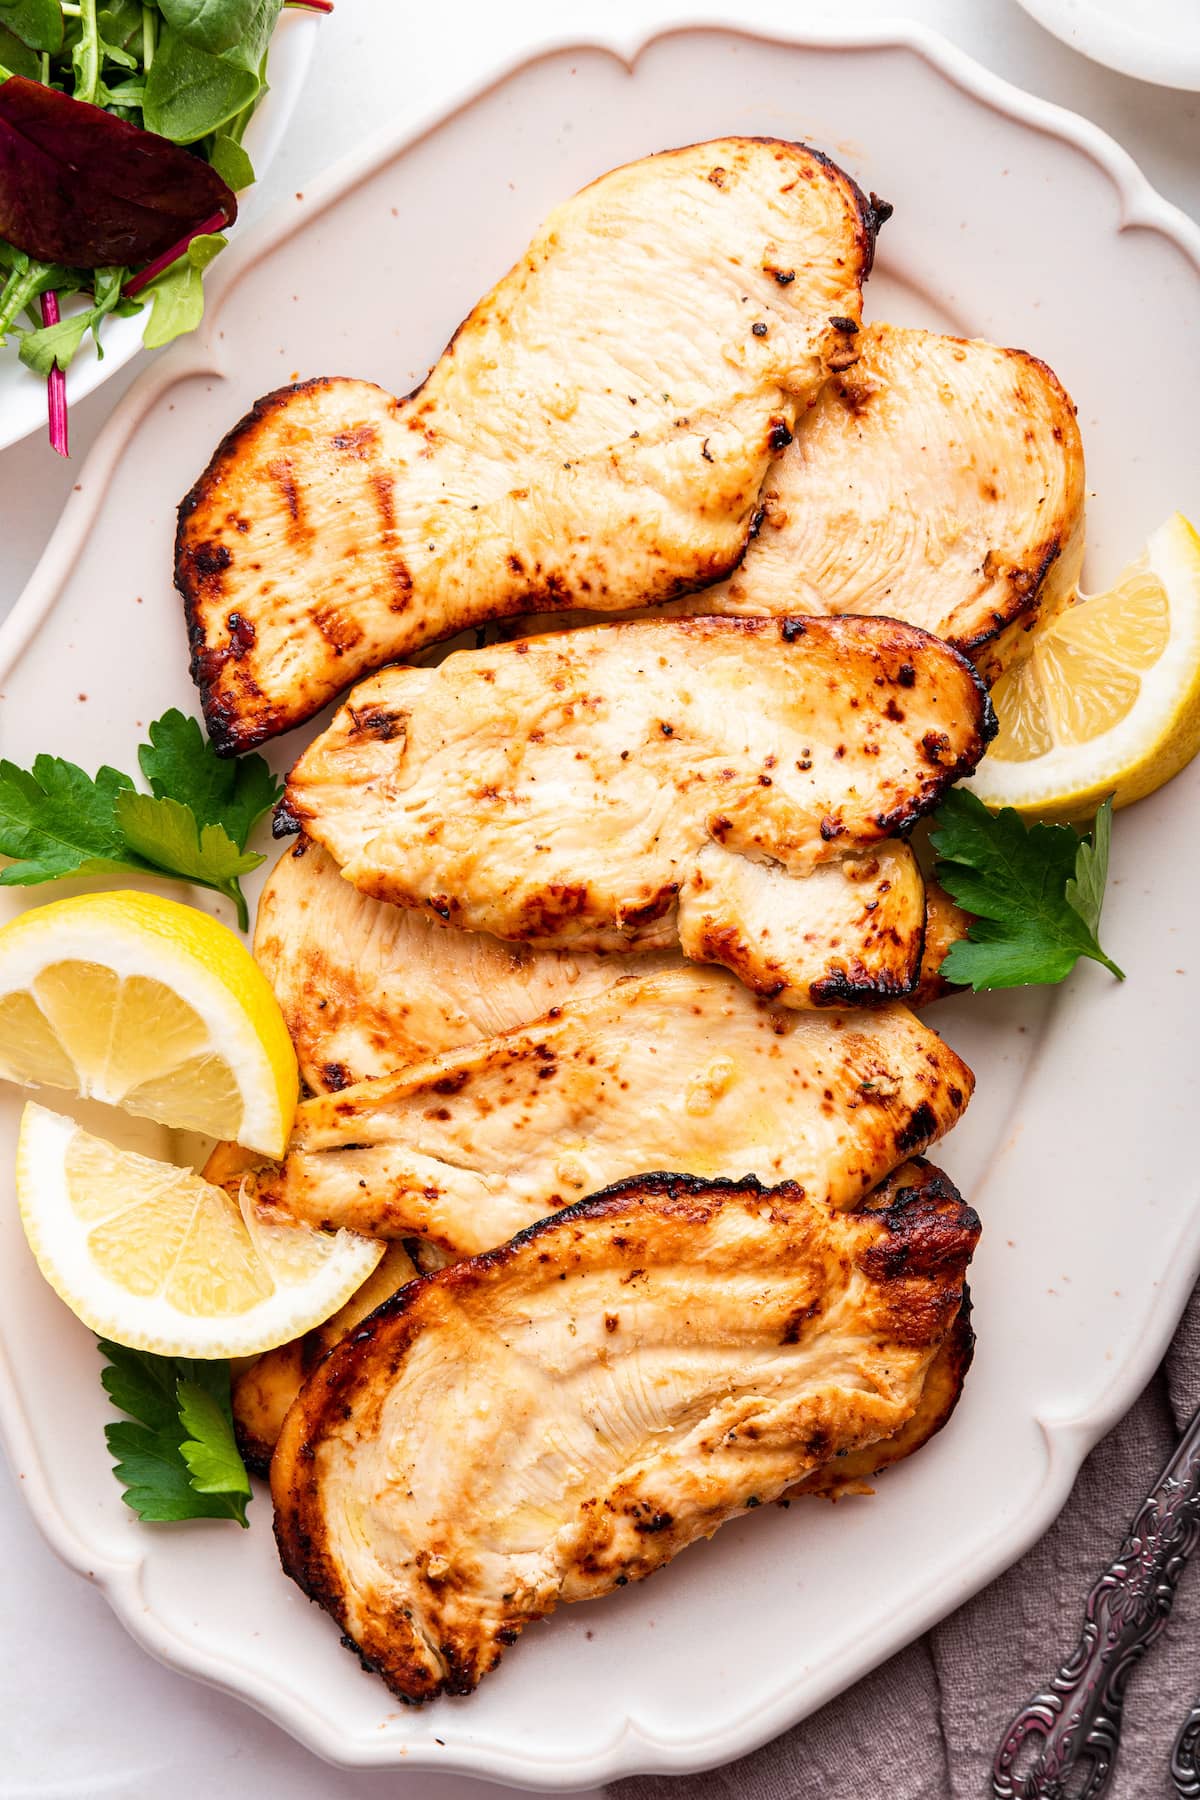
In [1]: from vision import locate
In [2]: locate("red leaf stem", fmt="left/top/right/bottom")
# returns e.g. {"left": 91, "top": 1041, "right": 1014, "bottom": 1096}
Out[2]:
{"left": 40, "top": 290, "right": 68, "bottom": 458}
{"left": 124, "top": 210, "right": 229, "bottom": 298}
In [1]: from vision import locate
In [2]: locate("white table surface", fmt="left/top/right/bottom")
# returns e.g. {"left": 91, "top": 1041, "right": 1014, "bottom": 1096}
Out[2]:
{"left": 1, "top": 2, "right": 1197, "bottom": 1795}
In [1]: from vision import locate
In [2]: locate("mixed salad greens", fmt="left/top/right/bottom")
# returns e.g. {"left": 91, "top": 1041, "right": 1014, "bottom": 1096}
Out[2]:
{"left": 0, "top": 0, "right": 330, "bottom": 453}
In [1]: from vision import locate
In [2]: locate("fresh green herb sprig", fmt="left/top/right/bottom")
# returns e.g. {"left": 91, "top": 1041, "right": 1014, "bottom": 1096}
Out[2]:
{"left": 931, "top": 790, "right": 1124, "bottom": 991}
{"left": 0, "top": 707, "right": 282, "bottom": 929}
{"left": 99, "top": 1338, "right": 251, "bottom": 1525}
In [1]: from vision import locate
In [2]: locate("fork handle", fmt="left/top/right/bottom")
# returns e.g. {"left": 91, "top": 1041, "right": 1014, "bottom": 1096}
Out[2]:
{"left": 1171, "top": 1700, "right": 1200, "bottom": 1798}
{"left": 992, "top": 1403, "right": 1200, "bottom": 1799}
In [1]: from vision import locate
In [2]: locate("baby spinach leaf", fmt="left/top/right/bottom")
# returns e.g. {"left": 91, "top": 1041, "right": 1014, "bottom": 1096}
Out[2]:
{"left": 0, "top": 0, "right": 63, "bottom": 54}
{"left": 158, "top": 0, "right": 260, "bottom": 56}
{"left": 208, "top": 131, "right": 253, "bottom": 190}
{"left": 0, "top": 24, "right": 42, "bottom": 79}
{"left": 142, "top": 24, "right": 259, "bottom": 141}
{"left": 143, "top": 0, "right": 279, "bottom": 141}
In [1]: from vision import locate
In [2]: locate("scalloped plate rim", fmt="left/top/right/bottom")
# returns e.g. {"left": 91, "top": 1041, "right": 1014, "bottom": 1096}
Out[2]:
{"left": 2, "top": 16, "right": 1199, "bottom": 1788}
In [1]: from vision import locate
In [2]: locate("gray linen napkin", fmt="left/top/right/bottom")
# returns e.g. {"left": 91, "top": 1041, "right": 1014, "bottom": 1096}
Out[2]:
{"left": 613, "top": 1290, "right": 1200, "bottom": 1800}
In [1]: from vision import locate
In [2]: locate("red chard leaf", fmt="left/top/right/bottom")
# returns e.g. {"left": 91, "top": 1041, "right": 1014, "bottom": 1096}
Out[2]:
{"left": 0, "top": 76, "right": 237, "bottom": 267}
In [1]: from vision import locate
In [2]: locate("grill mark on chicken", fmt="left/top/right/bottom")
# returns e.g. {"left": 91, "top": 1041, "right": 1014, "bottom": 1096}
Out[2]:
{"left": 271, "top": 1161, "right": 979, "bottom": 1702}
{"left": 175, "top": 137, "right": 878, "bottom": 752}
{"left": 249, "top": 966, "right": 973, "bottom": 1252}
{"left": 279, "top": 616, "right": 991, "bottom": 1007}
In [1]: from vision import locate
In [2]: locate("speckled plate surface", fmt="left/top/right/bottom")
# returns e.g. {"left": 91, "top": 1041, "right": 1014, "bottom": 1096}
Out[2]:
{"left": 1, "top": 19, "right": 1199, "bottom": 1789}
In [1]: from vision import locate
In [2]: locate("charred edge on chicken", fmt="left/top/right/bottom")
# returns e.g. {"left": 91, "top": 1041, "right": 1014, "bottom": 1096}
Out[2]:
{"left": 272, "top": 1166, "right": 979, "bottom": 1697}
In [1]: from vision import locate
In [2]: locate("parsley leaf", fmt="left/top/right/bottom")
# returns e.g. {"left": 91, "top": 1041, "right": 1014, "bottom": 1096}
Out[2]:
{"left": 0, "top": 756, "right": 142, "bottom": 883}
{"left": 137, "top": 709, "right": 281, "bottom": 851}
{"left": 0, "top": 710, "right": 280, "bottom": 928}
{"left": 932, "top": 790, "right": 1125, "bottom": 991}
{"left": 99, "top": 1339, "right": 251, "bottom": 1526}
{"left": 177, "top": 1380, "right": 252, "bottom": 1504}
{"left": 115, "top": 791, "right": 262, "bottom": 927}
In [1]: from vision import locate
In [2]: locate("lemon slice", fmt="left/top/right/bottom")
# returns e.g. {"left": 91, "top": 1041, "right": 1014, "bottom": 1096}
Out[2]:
{"left": 0, "top": 891, "right": 297, "bottom": 1157}
{"left": 16, "top": 1103, "right": 383, "bottom": 1357}
{"left": 969, "top": 513, "right": 1200, "bottom": 822}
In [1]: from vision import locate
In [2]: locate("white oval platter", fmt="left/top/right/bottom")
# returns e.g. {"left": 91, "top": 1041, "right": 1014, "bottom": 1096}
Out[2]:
{"left": 0, "top": 7, "right": 320, "bottom": 454}
{"left": 1, "top": 18, "right": 1199, "bottom": 1791}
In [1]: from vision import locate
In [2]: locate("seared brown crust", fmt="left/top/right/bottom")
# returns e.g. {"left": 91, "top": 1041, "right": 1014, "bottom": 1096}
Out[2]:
{"left": 231, "top": 1241, "right": 419, "bottom": 1477}
{"left": 272, "top": 1162, "right": 978, "bottom": 1702}
{"left": 278, "top": 615, "right": 992, "bottom": 1008}
{"left": 788, "top": 1290, "right": 974, "bottom": 1498}
{"left": 175, "top": 137, "right": 876, "bottom": 753}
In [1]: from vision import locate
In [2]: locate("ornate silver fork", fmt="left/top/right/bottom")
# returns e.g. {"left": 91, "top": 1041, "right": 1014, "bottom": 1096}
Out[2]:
{"left": 992, "top": 1404, "right": 1200, "bottom": 1799}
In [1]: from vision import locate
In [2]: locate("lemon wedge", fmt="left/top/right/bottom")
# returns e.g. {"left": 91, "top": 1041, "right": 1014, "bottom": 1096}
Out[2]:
{"left": 16, "top": 1103, "right": 383, "bottom": 1357}
{"left": 969, "top": 513, "right": 1200, "bottom": 822}
{"left": 0, "top": 891, "right": 297, "bottom": 1157}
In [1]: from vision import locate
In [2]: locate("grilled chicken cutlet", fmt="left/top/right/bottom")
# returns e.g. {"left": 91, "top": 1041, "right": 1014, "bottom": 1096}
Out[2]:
{"left": 707, "top": 325, "right": 1085, "bottom": 680}
{"left": 249, "top": 967, "right": 972, "bottom": 1253}
{"left": 258, "top": 840, "right": 970, "bottom": 1091}
{"left": 234, "top": 1219, "right": 972, "bottom": 1478}
{"left": 176, "top": 137, "right": 882, "bottom": 753}
{"left": 273, "top": 1162, "right": 980, "bottom": 1701}
{"left": 279, "top": 617, "right": 994, "bottom": 1007}
{"left": 256, "top": 839, "right": 679, "bottom": 1093}
{"left": 517, "top": 326, "right": 1084, "bottom": 679}
{"left": 788, "top": 1296, "right": 974, "bottom": 1498}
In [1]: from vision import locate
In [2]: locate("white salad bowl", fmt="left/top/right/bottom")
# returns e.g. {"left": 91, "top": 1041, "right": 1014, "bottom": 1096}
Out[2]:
{"left": 0, "top": 7, "right": 319, "bottom": 454}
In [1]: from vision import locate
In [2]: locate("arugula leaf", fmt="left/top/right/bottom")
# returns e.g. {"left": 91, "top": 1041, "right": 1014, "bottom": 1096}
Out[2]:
{"left": 71, "top": 0, "right": 101, "bottom": 104}
{"left": 0, "top": 710, "right": 280, "bottom": 927}
{"left": 0, "top": 248, "right": 72, "bottom": 342}
{"left": 137, "top": 707, "right": 282, "bottom": 850}
{"left": 0, "top": 756, "right": 140, "bottom": 882}
{"left": 932, "top": 790, "right": 1125, "bottom": 991}
{"left": 140, "top": 230, "right": 225, "bottom": 349}
{"left": 115, "top": 789, "right": 261, "bottom": 927}
{"left": 99, "top": 1339, "right": 251, "bottom": 1526}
